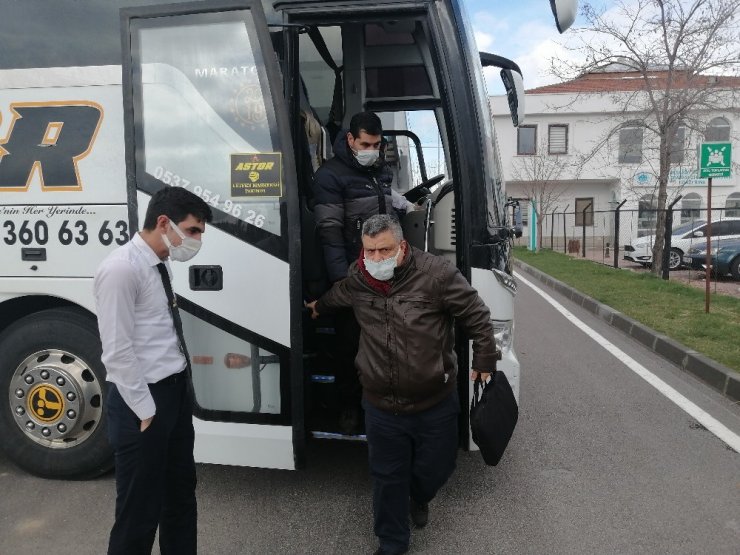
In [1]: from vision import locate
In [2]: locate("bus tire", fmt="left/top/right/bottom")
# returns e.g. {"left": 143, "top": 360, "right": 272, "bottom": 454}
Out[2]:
{"left": 0, "top": 308, "right": 113, "bottom": 479}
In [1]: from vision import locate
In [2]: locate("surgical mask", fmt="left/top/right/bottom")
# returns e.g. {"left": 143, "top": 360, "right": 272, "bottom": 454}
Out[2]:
{"left": 162, "top": 219, "right": 201, "bottom": 262}
{"left": 364, "top": 247, "right": 402, "bottom": 281}
{"left": 353, "top": 148, "right": 380, "bottom": 167}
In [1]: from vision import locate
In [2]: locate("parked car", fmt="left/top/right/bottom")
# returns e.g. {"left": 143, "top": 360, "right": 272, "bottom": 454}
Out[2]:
{"left": 683, "top": 238, "right": 729, "bottom": 270}
{"left": 624, "top": 218, "right": 740, "bottom": 270}
{"left": 683, "top": 238, "right": 740, "bottom": 279}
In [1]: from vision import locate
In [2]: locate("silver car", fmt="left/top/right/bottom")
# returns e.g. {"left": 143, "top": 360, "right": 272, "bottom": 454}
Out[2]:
{"left": 624, "top": 218, "right": 740, "bottom": 270}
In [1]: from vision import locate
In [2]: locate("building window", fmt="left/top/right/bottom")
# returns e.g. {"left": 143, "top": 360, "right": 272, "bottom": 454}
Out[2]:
{"left": 574, "top": 197, "right": 594, "bottom": 226}
{"left": 548, "top": 124, "right": 568, "bottom": 154}
{"left": 680, "top": 193, "right": 701, "bottom": 224}
{"left": 618, "top": 123, "right": 643, "bottom": 164}
{"left": 705, "top": 117, "right": 730, "bottom": 142}
{"left": 517, "top": 125, "right": 537, "bottom": 155}
{"left": 518, "top": 200, "right": 529, "bottom": 226}
{"left": 670, "top": 123, "right": 686, "bottom": 164}
{"left": 726, "top": 193, "right": 740, "bottom": 218}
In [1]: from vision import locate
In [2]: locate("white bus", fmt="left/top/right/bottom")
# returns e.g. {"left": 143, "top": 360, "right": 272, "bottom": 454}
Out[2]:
{"left": 0, "top": 0, "right": 576, "bottom": 477}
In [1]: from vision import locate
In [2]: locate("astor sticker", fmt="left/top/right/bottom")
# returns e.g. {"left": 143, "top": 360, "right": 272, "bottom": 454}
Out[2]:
{"left": 0, "top": 101, "right": 103, "bottom": 192}
{"left": 231, "top": 152, "right": 282, "bottom": 198}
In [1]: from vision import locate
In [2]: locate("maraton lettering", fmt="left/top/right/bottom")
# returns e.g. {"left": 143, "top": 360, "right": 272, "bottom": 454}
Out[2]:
{"left": 194, "top": 66, "right": 258, "bottom": 78}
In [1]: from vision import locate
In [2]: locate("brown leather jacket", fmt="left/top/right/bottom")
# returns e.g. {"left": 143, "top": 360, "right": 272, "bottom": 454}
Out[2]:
{"left": 315, "top": 246, "right": 499, "bottom": 414}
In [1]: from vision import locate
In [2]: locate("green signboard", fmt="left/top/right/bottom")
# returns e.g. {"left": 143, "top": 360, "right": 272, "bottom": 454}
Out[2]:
{"left": 697, "top": 142, "right": 731, "bottom": 179}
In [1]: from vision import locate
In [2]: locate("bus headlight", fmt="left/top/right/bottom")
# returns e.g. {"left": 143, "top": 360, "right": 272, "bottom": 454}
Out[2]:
{"left": 492, "top": 319, "right": 513, "bottom": 352}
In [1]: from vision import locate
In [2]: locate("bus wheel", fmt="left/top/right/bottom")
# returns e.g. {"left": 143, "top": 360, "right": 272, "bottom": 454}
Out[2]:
{"left": 0, "top": 308, "right": 113, "bottom": 479}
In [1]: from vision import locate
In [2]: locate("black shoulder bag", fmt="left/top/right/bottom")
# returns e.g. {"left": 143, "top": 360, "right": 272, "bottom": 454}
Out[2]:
{"left": 470, "top": 370, "right": 519, "bottom": 466}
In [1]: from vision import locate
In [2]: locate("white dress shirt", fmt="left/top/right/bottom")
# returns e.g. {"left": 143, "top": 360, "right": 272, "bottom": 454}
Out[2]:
{"left": 94, "top": 233, "right": 186, "bottom": 420}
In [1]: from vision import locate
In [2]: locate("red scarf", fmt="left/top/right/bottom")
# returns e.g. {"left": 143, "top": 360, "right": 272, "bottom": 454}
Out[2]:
{"left": 357, "top": 249, "right": 393, "bottom": 296}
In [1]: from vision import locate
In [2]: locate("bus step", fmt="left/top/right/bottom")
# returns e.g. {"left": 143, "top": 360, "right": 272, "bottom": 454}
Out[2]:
{"left": 311, "top": 431, "right": 367, "bottom": 442}
{"left": 311, "top": 374, "right": 336, "bottom": 384}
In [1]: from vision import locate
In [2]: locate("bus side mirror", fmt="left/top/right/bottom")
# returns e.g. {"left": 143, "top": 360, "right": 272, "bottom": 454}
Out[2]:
{"left": 500, "top": 68, "right": 525, "bottom": 127}
{"left": 479, "top": 52, "right": 525, "bottom": 127}
{"left": 549, "top": 0, "right": 578, "bottom": 33}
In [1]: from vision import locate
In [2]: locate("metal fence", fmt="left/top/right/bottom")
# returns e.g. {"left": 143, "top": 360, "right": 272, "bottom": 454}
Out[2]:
{"left": 515, "top": 204, "right": 739, "bottom": 285}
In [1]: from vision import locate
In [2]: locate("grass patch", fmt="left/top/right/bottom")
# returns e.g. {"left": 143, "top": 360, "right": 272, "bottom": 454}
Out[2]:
{"left": 514, "top": 247, "right": 740, "bottom": 372}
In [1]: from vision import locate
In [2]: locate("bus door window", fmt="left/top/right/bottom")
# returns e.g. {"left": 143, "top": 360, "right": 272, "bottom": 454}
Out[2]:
{"left": 378, "top": 110, "right": 447, "bottom": 195}
{"left": 131, "top": 11, "right": 286, "bottom": 237}
{"left": 126, "top": 8, "right": 296, "bottom": 426}
{"left": 375, "top": 110, "right": 449, "bottom": 254}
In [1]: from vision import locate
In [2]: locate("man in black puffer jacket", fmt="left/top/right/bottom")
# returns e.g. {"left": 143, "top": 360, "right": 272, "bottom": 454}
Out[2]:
{"left": 313, "top": 111, "right": 395, "bottom": 282}
{"left": 312, "top": 111, "right": 395, "bottom": 434}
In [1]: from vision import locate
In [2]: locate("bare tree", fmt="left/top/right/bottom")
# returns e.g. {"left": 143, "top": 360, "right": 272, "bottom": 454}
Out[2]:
{"left": 511, "top": 136, "right": 575, "bottom": 248}
{"left": 553, "top": 0, "right": 740, "bottom": 274}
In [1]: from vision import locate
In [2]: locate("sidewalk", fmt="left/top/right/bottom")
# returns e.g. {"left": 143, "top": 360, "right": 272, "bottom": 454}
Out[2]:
{"left": 513, "top": 259, "right": 740, "bottom": 404}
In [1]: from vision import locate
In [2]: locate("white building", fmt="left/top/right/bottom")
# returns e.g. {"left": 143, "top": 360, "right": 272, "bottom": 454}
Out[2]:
{"left": 491, "top": 67, "right": 740, "bottom": 249}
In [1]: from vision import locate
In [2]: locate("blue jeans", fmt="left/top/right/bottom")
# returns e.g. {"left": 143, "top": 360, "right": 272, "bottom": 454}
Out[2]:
{"left": 363, "top": 392, "right": 460, "bottom": 552}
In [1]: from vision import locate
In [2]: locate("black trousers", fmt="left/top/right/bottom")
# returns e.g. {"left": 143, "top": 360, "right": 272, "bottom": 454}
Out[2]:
{"left": 107, "top": 375, "right": 197, "bottom": 555}
{"left": 363, "top": 392, "right": 460, "bottom": 553}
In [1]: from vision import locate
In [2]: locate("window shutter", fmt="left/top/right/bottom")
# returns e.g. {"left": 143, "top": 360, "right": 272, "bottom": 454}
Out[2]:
{"left": 549, "top": 125, "right": 567, "bottom": 154}
{"left": 520, "top": 203, "right": 529, "bottom": 225}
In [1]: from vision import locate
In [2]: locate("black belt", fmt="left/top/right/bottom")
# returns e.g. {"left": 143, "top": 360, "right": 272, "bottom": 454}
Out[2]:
{"left": 152, "top": 371, "right": 186, "bottom": 386}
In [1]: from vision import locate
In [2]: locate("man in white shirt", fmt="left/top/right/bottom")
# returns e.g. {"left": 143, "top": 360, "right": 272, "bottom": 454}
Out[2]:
{"left": 94, "top": 186, "right": 211, "bottom": 555}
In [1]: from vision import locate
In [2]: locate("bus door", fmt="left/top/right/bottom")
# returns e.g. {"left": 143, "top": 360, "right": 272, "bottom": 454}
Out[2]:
{"left": 121, "top": 1, "right": 304, "bottom": 469}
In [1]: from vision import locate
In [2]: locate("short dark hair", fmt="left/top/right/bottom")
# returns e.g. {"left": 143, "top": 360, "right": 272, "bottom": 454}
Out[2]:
{"left": 349, "top": 111, "right": 382, "bottom": 138}
{"left": 142, "top": 186, "right": 213, "bottom": 230}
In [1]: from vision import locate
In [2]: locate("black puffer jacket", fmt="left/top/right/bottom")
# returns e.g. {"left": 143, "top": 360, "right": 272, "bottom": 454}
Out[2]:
{"left": 312, "top": 132, "right": 394, "bottom": 282}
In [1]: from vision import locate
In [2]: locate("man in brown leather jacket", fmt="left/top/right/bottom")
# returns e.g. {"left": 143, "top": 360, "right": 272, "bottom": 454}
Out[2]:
{"left": 308, "top": 214, "right": 499, "bottom": 555}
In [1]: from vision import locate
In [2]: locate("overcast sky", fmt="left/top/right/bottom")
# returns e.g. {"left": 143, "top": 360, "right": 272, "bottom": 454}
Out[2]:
{"left": 465, "top": 0, "right": 589, "bottom": 95}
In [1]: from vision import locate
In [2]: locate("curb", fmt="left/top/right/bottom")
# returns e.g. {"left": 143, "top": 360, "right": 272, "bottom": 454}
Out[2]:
{"left": 513, "top": 259, "right": 740, "bottom": 404}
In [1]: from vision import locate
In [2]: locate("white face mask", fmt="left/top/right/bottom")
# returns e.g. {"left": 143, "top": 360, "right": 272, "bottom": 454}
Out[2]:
{"left": 162, "top": 219, "right": 202, "bottom": 262}
{"left": 364, "top": 246, "right": 402, "bottom": 281}
{"left": 353, "top": 148, "right": 380, "bottom": 167}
